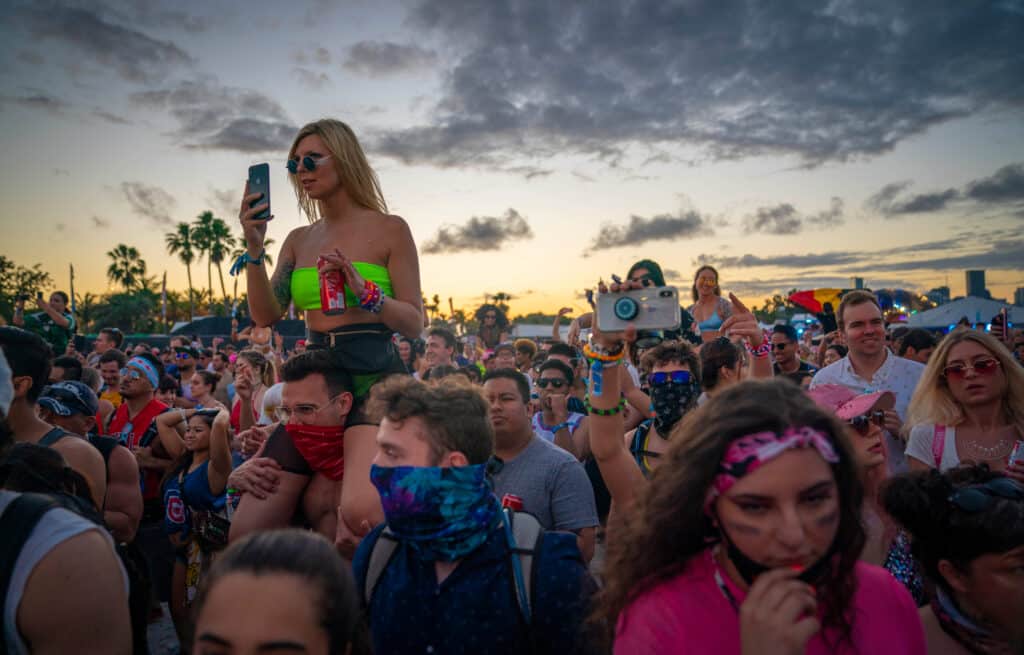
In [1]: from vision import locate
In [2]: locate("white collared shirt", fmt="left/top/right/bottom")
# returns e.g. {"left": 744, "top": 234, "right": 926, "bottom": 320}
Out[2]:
{"left": 810, "top": 350, "right": 925, "bottom": 474}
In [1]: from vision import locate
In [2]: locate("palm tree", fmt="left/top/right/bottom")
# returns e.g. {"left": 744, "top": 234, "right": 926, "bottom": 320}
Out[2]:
{"left": 207, "top": 217, "right": 234, "bottom": 302}
{"left": 192, "top": 211, "right": 216, "bottom": 306}
{"left": 491, "top": 291, "right": 513, "bottom": 315}
{"left": 164, "top": 222, "right": 196, "bottom": 320}
{"left": 106, "top": 244, "right": 147, "bottom": 292}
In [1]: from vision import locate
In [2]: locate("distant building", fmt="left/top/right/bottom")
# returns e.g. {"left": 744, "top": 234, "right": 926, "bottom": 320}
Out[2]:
{"left": 851, "top": 277, "right": 865, "bottom": 290}
{"left": 1015, "top": 287, "right": 1024, "bottom": 307}
{"left": 965, "top": 270, "right": 987, "bottom": 298}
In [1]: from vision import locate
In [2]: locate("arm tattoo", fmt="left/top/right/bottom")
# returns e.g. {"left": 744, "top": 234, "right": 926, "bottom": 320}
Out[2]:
{"left": 270, "top": 259, "right": 295, "bottom": 310}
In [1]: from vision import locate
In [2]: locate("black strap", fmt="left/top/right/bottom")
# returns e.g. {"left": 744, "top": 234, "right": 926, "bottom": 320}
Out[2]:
{"left": 0, "top": 494, "right": 60, "bottom": 626}
{"left": 38, "top": 427, "right": 68, "bottom": 447}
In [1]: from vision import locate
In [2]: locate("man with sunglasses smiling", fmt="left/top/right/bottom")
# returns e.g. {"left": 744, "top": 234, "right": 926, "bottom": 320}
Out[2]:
{"left": 770, "top": 324, "right": 818, "bottom": 380}
{"left": 532, "top": 359, "right": 589, "bottom": 458}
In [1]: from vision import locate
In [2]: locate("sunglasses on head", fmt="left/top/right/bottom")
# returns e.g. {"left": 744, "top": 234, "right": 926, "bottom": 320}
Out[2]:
{"left": 536, "top": 378, "right": 568, "bottom": 389}
{"left": 948, "top": 477, "right": 1023, "bottom": 513}
{"left": 286, "top": 154, "right": 331, "bottom": 174}
{"left": 647, "top": 370, "right": 692, "bottom": 386}
{"left": 848, "top": 411, "right": 886, "bottom": 435}
{"left": 942, "top": 357, "right": 999, "bottom": 380}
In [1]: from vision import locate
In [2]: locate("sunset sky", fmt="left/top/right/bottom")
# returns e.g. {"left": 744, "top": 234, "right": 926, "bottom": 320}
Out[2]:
{"left": 2, "top": 0, "right": 1023, "bottom": 317}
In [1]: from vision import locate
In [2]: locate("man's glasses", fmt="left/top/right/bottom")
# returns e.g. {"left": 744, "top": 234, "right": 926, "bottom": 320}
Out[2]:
{"left": 948, "top": 477, "right": 1023, "bottom": 513}
{"left": 286, "top": 154, "right": 331, "bottom": 174}
{"left": 647, "top": 371, "right": 692, "bottom": 386}
{"left": 771, "top": 342, "right": 791, "bottom": 351}
{"left": 175, "top": 352, "right": 193, "bottom": 360}
{"left": 943, "top": 357, "right": 1000, "bottom": 380}
{"left": 120, "top": 368, "right": 143, "bottom": 381}
{"left": 536, "top": 378, "right": 568, "bottom": 389}
{"left": 274, "top": 394, "right": 340, "bottom": 422}
{"left": 848, "top": 411, "right": 886, "bottom": 435}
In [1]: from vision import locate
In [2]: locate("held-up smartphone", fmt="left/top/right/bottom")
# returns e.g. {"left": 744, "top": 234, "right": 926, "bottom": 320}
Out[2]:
{"left": 247, "top": 163, "right": 271, "bottom": 220}
{"left": 596, "top": 286, "right": 681, "bottom": 333}
{"left": 36, "top": 291, "right": 43, "bottom": 301}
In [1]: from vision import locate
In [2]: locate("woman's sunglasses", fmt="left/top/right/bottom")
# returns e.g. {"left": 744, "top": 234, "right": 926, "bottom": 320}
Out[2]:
{"left": 536, "top": 378, "right": 568, "bottom": 389}
{"left": 942, "top": 357, "right": 999, "bottom": 380}
{"left": 948, "top": 477, "right": 1023, "bottom": 513}
{"left": 286, "top": 154, "right": 331, "bottom": 174}
{"left": 647, "top": 371, "right": 692, "bottom": 385}
{"left": 848, "top": 411, "right": 886, "bottom": 435}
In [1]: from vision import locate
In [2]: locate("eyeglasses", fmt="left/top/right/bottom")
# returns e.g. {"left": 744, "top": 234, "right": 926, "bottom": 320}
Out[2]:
{"left": 948, "top": 477, "right": 1023, "bottom": 513}
{"left": 697, "top": 278, "right": 718, "bottom": 286}
{"left": 286, "top": 154, "right": 332, "bottom": 174}
{"left": 536, "top": 378, "right": 567, "bottom": 389}
{"left": 647, "top": 370, "right": 692, "bottom": 386}
{"left": 848, "top": 411, "right": 886, "bottom": 435}
{"left": 943, "top": 357, "right": 1000, "bottom": 380}
{"left": 274, "top": 394, "right": 340, "bottom": 422}
{"left": 175, "top": 352, "right": 193, "bottom": 360}
{"left": 120, "top": 368, "right": 143, "bottom": 381}
{"left": 771, "top": 342, "right": 791, "bottom": 350}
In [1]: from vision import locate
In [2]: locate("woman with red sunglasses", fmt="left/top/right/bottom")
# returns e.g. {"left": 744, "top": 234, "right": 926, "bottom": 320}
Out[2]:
{"left": 905, "top": 329, "right": 1024, "bottom": 484}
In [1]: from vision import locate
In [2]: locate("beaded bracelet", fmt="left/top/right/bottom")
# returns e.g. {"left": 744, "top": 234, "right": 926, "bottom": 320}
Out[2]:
{"left": 582, "top": 343, "right": 625, "bottom": 363}
{"left": 584, "top": 396, "right": 628, "bottom": 416}
{"left": 359, "top": 280, "right": 384, "bottom": 313}
{"left": 745, "top": 340, "right": 771, "bottom": 359}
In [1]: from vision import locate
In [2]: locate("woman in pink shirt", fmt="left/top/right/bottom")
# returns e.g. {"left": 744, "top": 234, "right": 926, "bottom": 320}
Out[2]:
{"left": 600, "top": 378, "right": 926, "bottom": 655}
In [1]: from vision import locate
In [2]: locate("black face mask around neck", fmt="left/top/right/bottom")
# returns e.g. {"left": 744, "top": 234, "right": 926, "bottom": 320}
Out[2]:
{"left": 721, "top": 530, "right": 837, "bottom": 587}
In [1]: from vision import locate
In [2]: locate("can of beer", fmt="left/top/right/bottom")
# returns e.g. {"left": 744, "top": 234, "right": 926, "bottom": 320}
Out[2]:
{"left": 317, "top": 256, "right": 346, "bottom": 316}
{"left": 1009, "top": 440, "right": 1024, "bottom": 465}
{"left": 501, "top": 493, "right": 524, "bottom": 512}
{"left": 225, "top": 487, "right": 241, "bottom": 520}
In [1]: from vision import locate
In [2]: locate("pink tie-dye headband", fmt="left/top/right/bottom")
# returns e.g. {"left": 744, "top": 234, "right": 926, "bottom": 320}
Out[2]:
{"left": 704, "top": 426, "right": 840, "bottom": 511}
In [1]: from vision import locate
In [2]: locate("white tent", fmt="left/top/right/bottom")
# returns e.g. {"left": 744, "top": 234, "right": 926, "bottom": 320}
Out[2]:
{"left": 906, "top": 296, "right": 1024, "bottom": 329}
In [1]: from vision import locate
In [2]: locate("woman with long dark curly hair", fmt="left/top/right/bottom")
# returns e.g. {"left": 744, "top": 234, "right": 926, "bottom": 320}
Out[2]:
{"left": 474, "top": 303, "right": 510, "bottom": 350}
{"left": 599, "top": 379, "right": 925, "bottom": 654}
{"left": 882, "top": 466, "right": 1024, "bottom": 655}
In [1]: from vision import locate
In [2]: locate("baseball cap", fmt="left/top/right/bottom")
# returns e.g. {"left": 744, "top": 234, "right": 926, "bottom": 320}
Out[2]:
{"left": 38, "top": 380, "right": 100, "bottom": 417}
{"left": 806, "top": 384, "right": 894, "bottom": 420}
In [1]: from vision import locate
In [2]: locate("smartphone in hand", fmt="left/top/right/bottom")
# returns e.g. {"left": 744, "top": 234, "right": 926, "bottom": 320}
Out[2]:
{"left": 247, "top": 163, "right": 271, "bottom": 220}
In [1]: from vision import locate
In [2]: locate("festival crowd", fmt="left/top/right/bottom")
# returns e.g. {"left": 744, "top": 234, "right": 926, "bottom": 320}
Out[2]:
{"left": 1, "top": 119, "right": 1023, "bottom": 655}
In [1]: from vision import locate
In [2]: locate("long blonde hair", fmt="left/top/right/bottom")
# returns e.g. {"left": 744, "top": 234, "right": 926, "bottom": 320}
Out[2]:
{"left": 288, "top": 119, "right": 387, "bottom": 222}
{"left": 906, "top": 328, "right": 1024, "bottom": 434}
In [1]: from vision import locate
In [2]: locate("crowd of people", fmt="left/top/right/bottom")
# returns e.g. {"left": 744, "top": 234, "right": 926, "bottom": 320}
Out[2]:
{"left": 1, "top": 118, "right": 1022, "bottom": 655}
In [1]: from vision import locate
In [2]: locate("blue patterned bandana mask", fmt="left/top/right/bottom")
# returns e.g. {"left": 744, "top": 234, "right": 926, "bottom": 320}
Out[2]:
{"left": 370, "top": 463, "right": 501, "bottom": 562}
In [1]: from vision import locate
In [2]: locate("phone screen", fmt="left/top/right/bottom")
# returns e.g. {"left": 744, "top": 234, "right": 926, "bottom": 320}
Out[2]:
{"left": 247, "top": 163, "right": 271, "bottom": 220}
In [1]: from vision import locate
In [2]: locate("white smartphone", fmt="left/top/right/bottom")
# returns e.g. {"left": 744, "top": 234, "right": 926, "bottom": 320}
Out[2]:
{"left": 595, "top": 286, "right": 681, "bottom": 332}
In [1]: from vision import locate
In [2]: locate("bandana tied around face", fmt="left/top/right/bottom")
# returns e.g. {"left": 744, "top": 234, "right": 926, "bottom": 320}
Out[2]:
{"left": 370, "top": 463, "right": 501, "bottom": 562}
{"left": 284, "top": 423, "right": 345, "bottom": 481}
{"left": 649, "top": 378, "right": 701, "bottom": 436}
{"left": 704, "top": 426, "right": 839, "bottom": 511}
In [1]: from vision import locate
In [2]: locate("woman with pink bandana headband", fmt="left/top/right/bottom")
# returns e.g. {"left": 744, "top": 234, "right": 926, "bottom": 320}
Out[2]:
{"left": 596, "top": 379, "right": 925, "bottom": 655}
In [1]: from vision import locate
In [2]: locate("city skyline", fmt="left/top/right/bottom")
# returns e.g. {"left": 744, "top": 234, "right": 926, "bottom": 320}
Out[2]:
{"left": 2, "top": 1, "right": 1023, "bottom": 316}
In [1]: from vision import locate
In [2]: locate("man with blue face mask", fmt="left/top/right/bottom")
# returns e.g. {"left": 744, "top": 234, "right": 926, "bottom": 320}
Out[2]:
{"left": 353, "top": 376, "right": 598, "bottom": 655}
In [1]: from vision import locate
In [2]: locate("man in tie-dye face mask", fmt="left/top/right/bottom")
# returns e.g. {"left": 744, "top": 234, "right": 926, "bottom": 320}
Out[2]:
{"left": 352, "top": 375, "right": 598, "bottom": 655}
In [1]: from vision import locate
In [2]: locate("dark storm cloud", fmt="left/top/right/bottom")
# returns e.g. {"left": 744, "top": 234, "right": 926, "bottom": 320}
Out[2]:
{"left": 371, "top": 1, "right": 1023, "bottom": 170}
{"left": 15, "top": 5, "right": 192, "bottom": 83}
{"left": 422, "top": 209, "right": 534, "bottom": 254}
{"left": 343, "top": 41, "right": 438, "bottom": 75}
{"left": 131, "top": 78, "right": 297, "bottom": 152}
{"left": 121, "top": 182, "right": 175, "bottom": 226}
{"left": 866, "top": 182, "right": 960, "bottom": 216}
{"left": 965, "top": 163, "right": 1024, "bottom": 204}
{"left": 743, "top": 198, "right": 845, "bottom": 235}
{"left": 589, "top": 211, "right": 708, "bottom": 251}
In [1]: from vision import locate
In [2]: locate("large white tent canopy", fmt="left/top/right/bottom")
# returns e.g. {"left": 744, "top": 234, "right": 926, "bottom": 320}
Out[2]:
{"left": 906, "top": 296, "right": 1024, "bottom": 329}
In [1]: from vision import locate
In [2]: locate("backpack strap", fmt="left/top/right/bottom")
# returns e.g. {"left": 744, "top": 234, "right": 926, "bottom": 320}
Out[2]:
{"left": 38, "top": 427, "right": 68, "bottom": 447}
{"left": 502, "top": 509, "right": 543, "bottom": 626}
{"left": 0, "top": 494, "right": 60, "bottom": 623}
{"left": 932, "top": 425, "right": 947, "bottom": 468}
{"left": 363, "top": 528, "right": 399, "bottom": 607}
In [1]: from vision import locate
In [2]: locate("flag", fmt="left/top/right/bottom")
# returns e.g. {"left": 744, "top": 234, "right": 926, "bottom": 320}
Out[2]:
{"left": 161, "top": 271, "right": 168, "bottom": 325}
{"left": 788, "top": 288, "right": 847, "bottom": 314}
{"left": 69, "top": 264, "right": 76, "bottom": 316}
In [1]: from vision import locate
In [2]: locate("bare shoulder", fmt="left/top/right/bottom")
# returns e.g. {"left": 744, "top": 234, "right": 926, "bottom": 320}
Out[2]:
{"left": 380, "top": 212, "right": 412, "bottom": 236}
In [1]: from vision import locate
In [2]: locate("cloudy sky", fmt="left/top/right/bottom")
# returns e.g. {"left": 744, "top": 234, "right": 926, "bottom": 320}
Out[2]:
{"left": 2, "top": 0, "right": 1023, "bottom": 315}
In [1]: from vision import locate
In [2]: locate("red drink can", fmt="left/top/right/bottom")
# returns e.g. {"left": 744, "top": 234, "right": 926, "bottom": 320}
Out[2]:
{"left": 501, "top": 493, "right": 524, "bottom": 512}
{"left": 1010, "top": 440, "right": 1024, "bottom": 465}
{"left": 317, "top": 256, "right": 346, "bottom": 316}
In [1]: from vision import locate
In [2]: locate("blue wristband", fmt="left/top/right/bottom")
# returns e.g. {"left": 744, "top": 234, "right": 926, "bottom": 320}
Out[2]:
{"left": 229, "top": 249, "right": 265, "bottom": 276}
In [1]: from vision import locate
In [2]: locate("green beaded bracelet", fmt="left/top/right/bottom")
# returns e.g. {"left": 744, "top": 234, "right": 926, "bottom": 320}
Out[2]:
{"left": 584, "top": 396, "right": 628, "bottom": 416}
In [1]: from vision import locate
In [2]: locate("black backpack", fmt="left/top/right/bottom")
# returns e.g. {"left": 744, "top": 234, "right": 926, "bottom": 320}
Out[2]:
{"left": 0, "top": 493, "right": 66, "bottom": 627}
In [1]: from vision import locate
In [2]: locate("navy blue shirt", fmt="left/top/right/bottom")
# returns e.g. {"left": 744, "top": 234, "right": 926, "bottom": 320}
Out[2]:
{"left": 353, "top": 522, "right": 598, "bottom": 655}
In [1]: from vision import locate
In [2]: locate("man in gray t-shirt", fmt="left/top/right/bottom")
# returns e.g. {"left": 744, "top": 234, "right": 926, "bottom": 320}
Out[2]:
{"left": 483, "top": 369, "right": 599, "bottom": 562}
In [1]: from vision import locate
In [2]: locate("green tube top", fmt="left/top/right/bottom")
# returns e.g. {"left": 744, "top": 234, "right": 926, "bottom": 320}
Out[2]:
{"left": 291, "top": 263, "right": 393, "bottom": 311}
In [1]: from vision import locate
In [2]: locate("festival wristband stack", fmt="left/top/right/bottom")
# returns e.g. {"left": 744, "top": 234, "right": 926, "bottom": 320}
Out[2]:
{"left": 745, "top": 340, "right": 771, "bottom": 358}
{"left": 584, "top": 395, "right": 628, "bottom": 416}
{"left": 582, "top": 342, "right": 625, "bottom": 363}
{"left": 229, "top": 249, "right": 266, "bottom": 276}
{"left": 359, "top": 280, "right": 384, "bottom": 313}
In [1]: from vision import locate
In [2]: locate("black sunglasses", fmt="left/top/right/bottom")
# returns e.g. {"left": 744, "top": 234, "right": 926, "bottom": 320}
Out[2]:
{"left": 848, "top": 411, "right": 886, "bottom": 435}
{"left": 286, "top": 154, "right": 331, "bottom": 174}
{"left": 771, "top": 342, "right": 791, "bottom": 350}
{"left": 536, "top": 378, "right": 568, "bottom": 389}
{"left": 647, "top": 371, "right": 692, "bottom": 385}
{"left": 948, "top": 477, "right": 1023, "bottom": 513}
